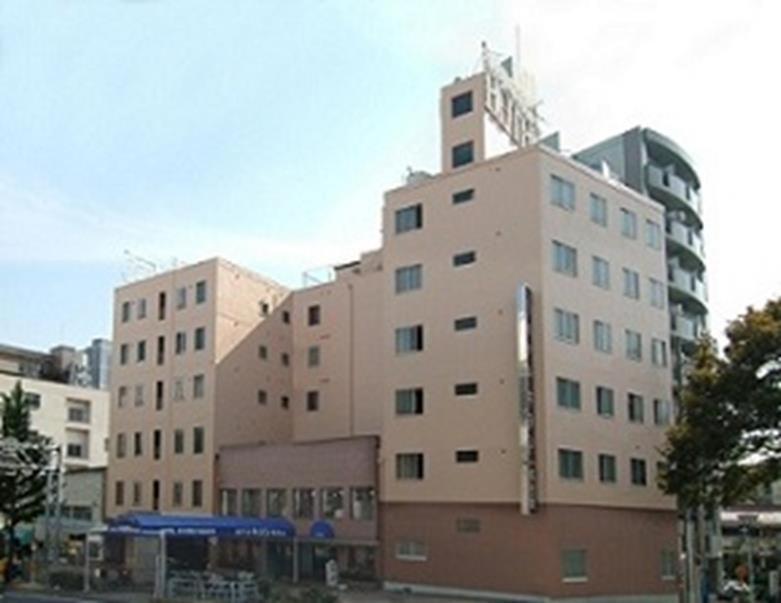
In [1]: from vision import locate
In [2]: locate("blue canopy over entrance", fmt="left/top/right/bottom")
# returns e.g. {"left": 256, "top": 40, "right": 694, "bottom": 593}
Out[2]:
{"left": 107, "top": 513, "right": 296, "bottom": 538}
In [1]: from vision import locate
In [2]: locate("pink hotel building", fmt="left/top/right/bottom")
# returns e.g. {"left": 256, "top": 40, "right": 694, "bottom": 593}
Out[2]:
{"left": 106, "top": 51, "right": 694, "bottom": 602}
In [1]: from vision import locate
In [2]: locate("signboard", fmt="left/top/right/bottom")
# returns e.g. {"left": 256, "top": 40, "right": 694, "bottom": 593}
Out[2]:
{"left": 516, "top": 283, "right": 537, "bottom": 514}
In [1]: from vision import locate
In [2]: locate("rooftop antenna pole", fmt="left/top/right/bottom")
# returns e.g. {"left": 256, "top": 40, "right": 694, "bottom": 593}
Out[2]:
{"left": 514, "top": 25, "right": 522, "bottom": 84}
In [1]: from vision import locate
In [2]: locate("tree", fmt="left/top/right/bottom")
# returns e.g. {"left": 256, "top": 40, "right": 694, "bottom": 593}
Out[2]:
{"left": 0, "top": 380, "right": 51, "bottom": 582}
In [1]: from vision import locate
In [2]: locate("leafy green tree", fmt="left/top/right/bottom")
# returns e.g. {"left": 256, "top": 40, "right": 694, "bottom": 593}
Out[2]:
{"left": 0, "top": 380, "right": 51, "bottom": 582}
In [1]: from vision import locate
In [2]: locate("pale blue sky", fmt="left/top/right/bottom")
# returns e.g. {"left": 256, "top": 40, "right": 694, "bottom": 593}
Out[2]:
{"left": 0, "top": 0, "right": 779, "bottom": 350}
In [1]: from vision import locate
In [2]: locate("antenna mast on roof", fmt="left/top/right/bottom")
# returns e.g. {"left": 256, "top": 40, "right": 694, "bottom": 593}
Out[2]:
{"left": 122, "top": 250, "right": 158, "bottom": 283}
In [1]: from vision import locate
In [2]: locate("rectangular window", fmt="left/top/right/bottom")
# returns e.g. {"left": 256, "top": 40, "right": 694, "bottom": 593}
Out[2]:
{"left": 156, "top": 336, "right": 165, "bottom": 365}
{"left": 307, "top": 346, "right": 320, "bottom": 367}
{"left": 596, "top": 386, "right": 615, "bottom": 417}
{"left": 121, "top": 301, "right": 131, "bottom": 323}
{"left": 116, "top": 433, "right": 126, "bottom": 458}
{"left": 307, "top": 304, "right": 321, "bottom": 326}
{"left": 628, "top": 393, "right": 645, "bottom": 423}
{"left": 154, "top": 380, "right": 164, "bottom": 411}
{"left": 174, "top": 429, "right": 184, "bottom": 454}
{"left": 590, "top": 193, "right": 607, "bottom": 226}
{"left": 621, "top": 208, "right": 638, "bottom": 239}
{"left": 136, "top": 340, "right": 146, "bottom": 363}
{"left": 281, "top": 352, "right": 290, "bottom": 366}
{"left": 241, "top": 488, "right": 262, "bottom": 517}
{"left": 452, "top": 250, "right": 476, "bottom": 267}
{"left": 451, "top": 91, "right": 473, "bottom": 117}
{"left": 558, "top": 448, "right": 584, "bottom": 480}
{"left": 652, "top": 338, "right": 668, "bottom": 367}
{"left": 194, "top": 327, "right": 206, "bottom": 351}
{"left": 395, "top": 388, "right": 424, "bottom": 415}
{"left": 623, "top": 268, "right": 640, "bottom": 300}
{"left": 551, "top": 175, "right": 575, "bottom": 211}
{"left": 395, "top": 264, "right": 422, "bottom": 294}
{"left": 645, "top": 219, "right": 663, "bottom": 250}
{"left": 257, "top": 389, "right": 268, "bottom": 405}
{"left": 593, "top": 320, "right": 612, "bottom": 354}
{"left": 454, "top": 382, "right": 478, "bottom": 396}
{"left": 115, "top": 481, "right": 125, "bottom": 507}
{"left": 292, "top": 488, "right": 315, "bottom": 519}
{"left": 320, "top": 487, "right": 345, "bottom": 519}
{"left": 650, "top": 278, "right": 666, "bottom": 309}
{"left": 281, "top": 396, "right": 289, "bottom": 409}
{"left": 562, "top": 549, "right": 587, "bottom": 581}
{"left": 661, "top": 550, "right": 677, "bottom": 580}
{"left": 192, "top": 480, "right": 203, "bottom": 507}
{"left": 66, "top": 443, "right": 84, "bottom": 458}
{"left": 195, "top": 280, "right": 207, "bottom": 304}
{"left": 132, "top": 482, "right": 142, "bottom": 506}
{"left": 395, "top": 325, "right": 424, "bottom": 353}
{"left": 119, "top": 343, "right": 129, "bottom": 366}
{"left": 454, "top": 316, "right": 477, "bottom": 331}
{"left": 452, "top": 188, "right": 475, "bottom": 205}
{"left": 153, "top": 429, "right": 162, "bottom": 460}
{"left": 552, "top": 241, "right": 578, "bottom": 277}
{"left": 456, "top": 518, "right": 481, "bottom": 534}
{"left": 282, "top": 310, "right": 290, "bottom": 324}
{"left": 266, "top": 489, "right": 288, "bottom": 517}
{"left": 134, "top": 384, "right": 144, "bottom": 407}
{"left": 554, "top": 308, "right": 580, "bottom": 344}
{"left": 654, "top": 399, "right": 672, "bottom": 426}
{"left": 172, "top": 482, "right": 183, "bottom": 508}
{"left": 592, "top": 256, "right": 610, "bottom": 290}
{"left": 631, "top": 458, "right": 647, "bottom": 486}
{"left": 395, "top": 204, "right": 423, "bottom": 234}
{"left": 452, "top": 141, "right": 474, "bottom": 168}
{"left": 24, "top": 392, "right": 41, "bottom": 409}
{"left": 306, "top": 390, "right": 319, "bottom": 412}
{"left": 220, "top": 489, "right": 238, "bottom": 516}
{"left": 626, "top": 329, "right": 643, "bottom": 361}
{"left": 351, "top": 487, "right": 375, "bottom": 520}
{"left": 258, "top": 345, "right": 268, "bottom": 360}
{"left": 455, "top": 449, "right": 479, "bottom": 463}
{"left": 193, "top": 426, "right": 204, "bottom": 454}
{"left": 175, "top": 332, "right": 186, "bottom": 355}
{"left": 176, "top": 286, "right": 186, "bottom": 310}
{"left": 193, "top": 374, "right": 205, "bottom": 399}
{"left": 396, "top": 541, "right": 427, "bottom": 562}
{"left": 158, "top": 291, "right": 166, "bottom": 320}
{"left": 396, "top": 453, "right": 424, "bottom": 480}
{"left": 173, "top": 378, "right": 185, "bottom": 402}
{"left": 598, "top": 454, "right": 617, "bottom": 483}
{"left": 133, "top": 431, "right": 143, "bottom": 456}
{"left": 556, "top": 377, "right": 581, "bottom": 411}
{"left": 137, "top": 298, "right": 147, "bottom": 320}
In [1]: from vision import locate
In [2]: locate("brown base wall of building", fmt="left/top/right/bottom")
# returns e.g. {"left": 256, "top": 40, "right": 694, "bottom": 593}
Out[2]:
{"left": 381, "top": 502, "right": 678, "bottom": 601}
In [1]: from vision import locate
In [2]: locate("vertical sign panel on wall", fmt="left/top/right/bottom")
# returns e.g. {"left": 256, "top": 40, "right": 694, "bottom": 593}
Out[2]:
{"left": 516, "top": 283, "right": 537, "bottom": 514}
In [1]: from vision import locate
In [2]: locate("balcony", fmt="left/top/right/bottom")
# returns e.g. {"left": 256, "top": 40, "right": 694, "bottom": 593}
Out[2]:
{"left": 666, "top": 219, "right": 705, "bottom": 269}
{"left": 668, "top": 263, "right": 707, "bottom": 314}
{"left": 670, "top": 309, "right": 703, "bottom": 349}
{"left": 646, "top": 164, "right": 702, "bottom": 227}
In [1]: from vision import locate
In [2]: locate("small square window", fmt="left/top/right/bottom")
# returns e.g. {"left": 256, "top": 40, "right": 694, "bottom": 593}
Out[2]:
{"left": 454, "top": 382, "right": 478, "bottom": 396}
{"left": 308, "top": 305, "right": 321, "bottom": 326}
{"left": 453, "top": 250, "right": 476, "bottom": 267}
{"left": 306, "top": 390, "right": 319, "bottom": 412}
{"left": 257, "top": 389, "right": 268, "bottom": 405}
{"left": 195, "top": 280, "right": 207, "bottom": 304}
{"left": 395, "top": 204, "right": 423, "bottom": 234}
{"left": 451, "top": 91, "right": 473, "bottom": 118}
{"left": 455, "top": 449, "right": 479, "bottom": 463}
{"left": 452, "top": 141, "right": 474, "bottom": 168}
{"left": 454, "top": 316, "right": 477, "bottom": 331}
{"left": 452, "top": 188, "right": 475, "bottom": 205}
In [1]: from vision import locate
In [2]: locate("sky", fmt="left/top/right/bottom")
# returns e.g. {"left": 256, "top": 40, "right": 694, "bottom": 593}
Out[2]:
{"left": 0, "top": 0, "right": 779, "bottom": 351}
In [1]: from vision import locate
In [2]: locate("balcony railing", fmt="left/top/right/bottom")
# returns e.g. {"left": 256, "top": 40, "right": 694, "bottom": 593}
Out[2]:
{"left": 668, "top": 263, "right": 707, "bottom": 311}
{"left": 646, "top": 164, "right": 702, "bottom": 223}
{"left": 666, "top": 219, "right": 705, "bottom": 266}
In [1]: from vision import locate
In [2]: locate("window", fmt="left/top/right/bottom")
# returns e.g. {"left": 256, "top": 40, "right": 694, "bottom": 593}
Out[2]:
{"left": 134, "top": 384, "right": 144, "bottom": 407}
{"left": 132, "top": 482, "right": 142, "bottom": 506}
{"left": 628, "top": 393, "right": 645, "bottom": 423}
{"left": 133, "top": 431, "right": 143, "bottom": 456}
{"left": 596, "top": 386, "right": 614, "bottom": 417}
{"left": 220, "top": 489, "right": 238, "bottom": 516}
{"left": 119, "top": 344, "right": 129, "bottom": 366}
{"left": 451, "top": 141, "right": 474, "bottom": 168}
{"left": 136, "top": 340, "right": 146, "bottom": 363}
{"left": 396, "top": 541, "right": 427, "bottom": 562}
{"left": 456, "top": 518, "right": 481, "bottom": 533}
{"left": 650, "top": 278, "right": 666, "bottom": 309}
{"left": 654, "top": 399, "right": 672, "bottom": 426}
{"left": 395, "top": 325, "right": 424, "bottom": 354}
{"left": 562, "top": 549, "right": 587, "bottom": 581}
{"left": 556, "top": 377, "right": 581, "bottom": 411}
{"left": 551, "top": 175, "right": 575, "bottom": 211}
{"left": 175, "top": 331, "right": 186, "bottom": 354}
{"left": 267, "top": 489, "right": 288, "bottom": 517}
{"left": 454, "top": 316, "right": 477, "bottom": 331}
{"left": 258, "top": 345, "right": 268, "bottom": 360}
{"left": 115, "top": 481, "right": 125, "bottom": 506}
{"left": 631, "top": 458, "right": 647, "bottom": 486}
{"left": 259, "top": 301, "right": 270, "bottom": 317}
{"left": 137, "top": 298, "right": 147, "bottom": 319}
{"left": 590, "top": 193, "right": 607, "bottom": 226}
{"left": 24, "top": 392, "right": 41, "bottom": 409}
{"left": 195, "top": 280, "right": 207, "bottom": 304}
{"left": 351, "top": 487, "right": 375, "bottom": 520}
{"left": 652, "top": 338, "right": 668, "bottom": 367}
{"left": 395, "top": 204, "right": 423, "bottom": 234}
{"left": 193, "top": 374, "right": 205, "bottom": 399}
{"left": 558, "top": 448, "right": 583, "bottom": 480}
{"left": 661, "top": 550, "right": 677, "bottom": 580}
{"left": 451, "top": 91, "right": 473, "bottom": 117}
{"left": 176, "top": 286, "right": 187, "bottom": 310}
{"left": 552, "top": 241, "right": 578, "bottom": 277}
{"left": 452, "top": 188, "right": 475, "bottom": 204}
{"left": 257, "top": 389, "right": 268, "bottom": 405}
{"left": 282, "top": 310, "right": 291, "bottom": 324}
{"left": 306, "top": 390, "right": 319, "bottom": 412}
{"left": 395, "top": 264, "right": 422, "bottom": 293}
{"left": 454, "top": 382, "right": 478, "bottom": 397}
{"left": 320, "top": 487, "right": 345, "bottom": 519}
{"left": 67, "top": 401, "right": 90, "bottom": 423}
{"left": 623, "top": 268, "right": 640, "bottom": 300}
{"left": 121, "top": 301, "right": 131, "bottom": 323}
{"left": 395, "top": 388, "right": 424, "bottom": 415}
{"left": 194, "top": 327, "right": 206, "bottom": 351}
{"left": 153, "top": 429, "right": 162, "bottom": 460}
{"left": 193, "top": 426, "right": 204, "bottom": 454}
{"left": 172, "top": 482, "right": 183, "bottom": 508}
{"left": 158, "top": 291, "right": 167, "bottom": 320}
{"left": 625, "top": 330, "right": 643, "bottom": 361}
{"left": 173, "top": 378, "right": 185, "bottom": 402}
{"left": 396, "top": 453, "right": 424, "bottom": 480}
{"left": 281, "top": 395, "right": 289, "bottom": 409}
{"left": 156, "top": 336, "right": 165, "bottom": 365}
{"left": 554, "top": 308, "right": 580, "bottom": 344}
{"left": 645, "top": 219, "right": 662, "bottom": 250}
{"left": 598, "top": 454, "right": 617, "bottom": 483}
{"left": 192, "top": 480, "right": 203, "bottom": 507}
{"left": 593, "top": 320, "right": 612, "bottom": 354}
{"left": 281, "top": 352, "right": 290, "bottom": 366}
{"left": 307, "top": 304, "right": 321, "bottom": 326}
{"left": 155, "top": 381, "right": 164, "bottom": 411}
{"left": 174, "top": 429, "right": 184, "bottom": 454}
{"left": 241, "top": 489, "right": 262, "bottom": 517}
{"left": 621, "top": 208, "right": 638, "bottom": 239}
{"left": 592, "top": 256, "right": 610, "bottom": 290}
{"left": 307, "top": 346, "right": 320, "bottom": 367}
{"left": 456, "top": 449, "right": 479, "bottom": 463}
{"left": 292, "top": 488, "right": 315, "bottom": 519}
{"left": 452, "top": 250, "right": 476, "bottom": 267}
{"left": 116, "top": 433, "right": 126, "bottom": 458}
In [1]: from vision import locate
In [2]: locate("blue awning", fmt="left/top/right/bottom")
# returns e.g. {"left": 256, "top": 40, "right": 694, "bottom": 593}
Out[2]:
{"left": 107, "top": 513, "right": 296, "bottom": 538}
{"left": 309, "top": 520, "right": 335, "bottom": 539}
